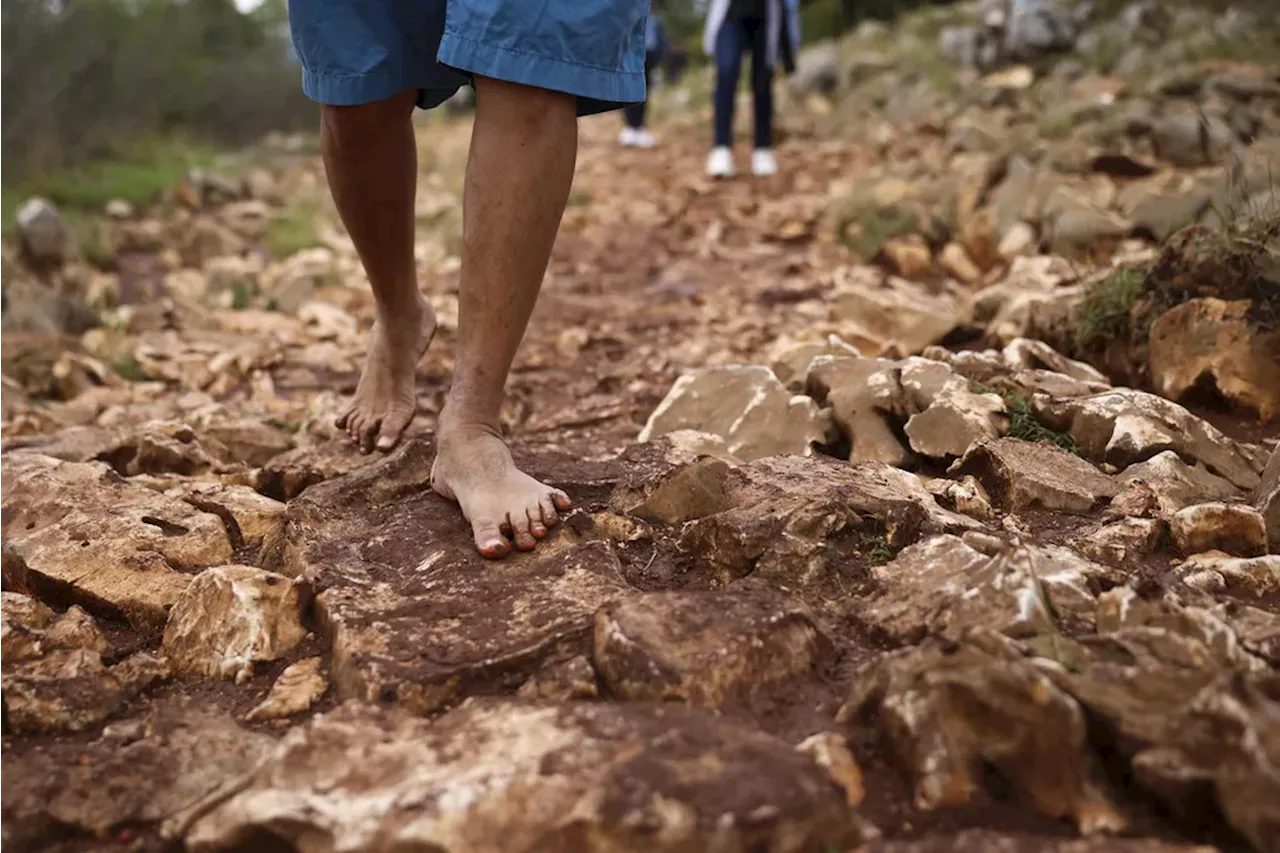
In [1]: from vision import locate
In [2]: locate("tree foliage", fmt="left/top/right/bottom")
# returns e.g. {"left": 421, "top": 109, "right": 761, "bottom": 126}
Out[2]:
{"left": 1, "top": 0, "right": 312, "bottom": 182}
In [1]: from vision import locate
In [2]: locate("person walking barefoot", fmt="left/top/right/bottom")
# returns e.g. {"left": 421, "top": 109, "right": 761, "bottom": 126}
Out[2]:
{"left": 703, "top": 0, "right": 799, "bottom": 178}
{"left": 290, "top": 0, "right": 648, "bottom": 557}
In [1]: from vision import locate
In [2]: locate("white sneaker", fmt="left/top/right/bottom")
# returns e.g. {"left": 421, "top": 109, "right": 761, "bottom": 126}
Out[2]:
{"left": 630, "top": 129, "right": 656, "bottom": 149}
{"left": 751, "top": 148, "right": 778, "bottom": 176}
{"left": 706, "top": 146, "right": 735, "bottom": 178}
{"left": 618, "top": 126, "right": 639, "bottom": 147}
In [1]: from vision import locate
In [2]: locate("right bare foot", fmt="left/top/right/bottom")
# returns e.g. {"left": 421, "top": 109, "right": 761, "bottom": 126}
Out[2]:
{"left": 335, "top": 296, "right": 436, "bottom": 453}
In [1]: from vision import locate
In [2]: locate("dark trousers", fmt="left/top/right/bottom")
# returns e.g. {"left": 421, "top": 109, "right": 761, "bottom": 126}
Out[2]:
{"left": 712, "top": 16, "right": 773, "bottom": 149}
{"left": 623, "top": 51, "right": 660, "bottom": 129}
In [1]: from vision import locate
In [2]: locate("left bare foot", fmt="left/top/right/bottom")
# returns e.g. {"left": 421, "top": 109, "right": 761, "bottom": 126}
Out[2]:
{"left": 430, "top": 422, "right": 572, "bottom": 559}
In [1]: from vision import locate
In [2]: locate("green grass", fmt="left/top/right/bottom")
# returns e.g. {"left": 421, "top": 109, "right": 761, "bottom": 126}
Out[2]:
{"left": 859, "top": 531, "right": 898, "bottom": 565}
{"left": 112, "top": 357, "right": 151, "bottom": 383}
{"left": 263, "top": 201, "right": 322, "bottom": 259}
{"left": 832, "top": 194, "right": 919, "bottom": 259}
{"left": 974, "top": 382, "right": 1080, "bottom": 454}
{"left": 1074, "top": 267, "right": 1147, "bottom": 349}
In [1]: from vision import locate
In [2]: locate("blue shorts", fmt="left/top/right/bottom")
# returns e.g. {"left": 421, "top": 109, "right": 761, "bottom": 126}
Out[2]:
{"left": 288, "top": 0, "right": 649, "bottom": 116}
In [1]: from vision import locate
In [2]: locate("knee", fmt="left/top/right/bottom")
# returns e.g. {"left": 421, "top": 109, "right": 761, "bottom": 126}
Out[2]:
{"left": 476, "top": 76, "right": 574, "bottom": 124}
{"left": 321, "top": 91, "right": 416, "bottom": 141}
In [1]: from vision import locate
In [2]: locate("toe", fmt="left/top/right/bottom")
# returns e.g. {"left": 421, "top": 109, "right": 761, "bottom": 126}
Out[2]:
{"left": 510, "top": 513, "right": 538, "bottom": 551}
{"left": 358, "top": 417, "right": 382, "bottom": 454}
{"left": 550, "top": 490, "right": 573, "bottom": 512}
{"left": 346, "top": 413, "right": 363, "bottom": 445}
{"left": 376, "top": 409, "right": 413, "bottom": 452}
{"left": 526, "top": 505, "right": 548, "bottom": 539}
{"left": 334, "top": 406, "right": 352, "bottom": 429}
{"left": 538, "top": 495, "right": 560, "bottom": 527}
{"left": 471, "top": 516, "right": 511, "bottom": 559}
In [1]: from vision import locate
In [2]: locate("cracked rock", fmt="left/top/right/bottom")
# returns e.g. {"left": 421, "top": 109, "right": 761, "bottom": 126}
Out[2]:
{"left": 838, "top": 630, "right": 1123, "bottom": 834}
{"left": 184, "top": 699, "right": 869, "bottom": 853}
{"left": 951, "top": 437, "right": 1119, "bottom": 513}
{"left": 639, "top": 365, "right": 828, "bottom": 461}
{"left": 593, "top": 590, "right": 827, "bottom": 708}
{"left": 1033, "top": 390, "right": 1267, "bottom": 491}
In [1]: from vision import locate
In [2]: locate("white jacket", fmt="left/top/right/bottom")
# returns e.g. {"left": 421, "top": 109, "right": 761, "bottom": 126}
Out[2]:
{"left": 703, "top": 0, "right": 789, "bottom": 68}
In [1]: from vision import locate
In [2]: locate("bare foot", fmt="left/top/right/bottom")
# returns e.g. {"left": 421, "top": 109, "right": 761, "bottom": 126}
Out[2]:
{"left": 430, "top": 423, "right": 573, "bottom": 558}
{"left": 335, "top": 296, "right": 436, "bottom": 453}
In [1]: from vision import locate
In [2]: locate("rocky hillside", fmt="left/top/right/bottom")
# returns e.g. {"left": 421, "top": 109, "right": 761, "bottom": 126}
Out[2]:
{"left": 2, "top": 1, "right": 1278, "bottom": 851}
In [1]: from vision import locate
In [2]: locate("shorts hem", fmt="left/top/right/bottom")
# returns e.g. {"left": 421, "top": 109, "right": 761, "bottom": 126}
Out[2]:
{"left": 438, "top": 29, "right": 644, "bottom": 115}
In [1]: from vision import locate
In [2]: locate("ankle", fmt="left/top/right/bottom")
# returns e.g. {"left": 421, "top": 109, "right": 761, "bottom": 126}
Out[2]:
{"left": 375, "top": 287, "right": 428, "bottom": 324}
{"left": 437, "top": 400, "right": 502, "bottom": 440}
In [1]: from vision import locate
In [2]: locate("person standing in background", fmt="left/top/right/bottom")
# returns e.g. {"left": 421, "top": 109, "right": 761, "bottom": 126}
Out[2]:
{"left": 620, "top": 1, "right": 668, "bottom": 149}
{"left": 703, "top": 0, "right": 799, "bottom": 178}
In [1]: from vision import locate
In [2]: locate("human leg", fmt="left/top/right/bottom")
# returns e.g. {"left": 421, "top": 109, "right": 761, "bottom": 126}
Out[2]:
{"left": 322, "top": 93, "right": 437, "bottom": 452}
{"left": 747, "top": 16, "right": 774, "bottom": 152}
{"left": 428, "top": 76, "right": 576, "bottom": 558}
{"left": 712, "top": 18, "right": 745, "bottom": 149}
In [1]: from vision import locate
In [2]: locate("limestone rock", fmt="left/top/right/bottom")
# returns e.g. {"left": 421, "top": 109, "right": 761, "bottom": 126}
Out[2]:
{"left": 2, "top": 454, "right": 239, "bottom": 628}
{"left": 1117, "top": 451, "right": 1242, "bottom": 517}
{"left": 807, "top": 355, "right": 908, "bottom": 465}
{"left": 0, "top": 592, "right": 55, "bottom": 663}
{"left": 1002, "top": 338, "right": 1108, "bottom": 386}
{"left": 1, "top": 649, "right": 124, "bottom": 733}
{"left": 639, "top": 365, "right": 827, "bottom": 461}
{"left": 838, "top": 631, "right": 1121, "bottom": 833}
{"left": 904, "top": 386, "right": 1006, "bottom": 460}
{"left": 1257, "top": 446, "right": 1280, "bottom": 552}
{"left": 1, "top": 698, "right": 274, "bottom": 842}
{"left": 938, "top": 242, "right": 982, "bottom": 284}
{"left": 769, "top": 334, "right": 861, "bottom": 391}
{"left": 1148, "top": 299, "right": 1280, "bottom": 421}
{"left": 796, "top": 732, "right": 865, "bottom": 808}
{"left": 161, "top": 565, "right": 308, "bottom": 682}
{"left": 1077, "top": 518, "right": 1165, "bottom": 565}
{"left": 517, "top": 655, "right": 599, "bottom": 701}
{"left": 185, "top": 699, "right": 869, "bottom": 853}
{"left": 593, "top": 590, "right": 827, "bottom": 708}
{"left": 679, "top": 456, "right": 981, "bottom": 586}
{"left": 864, "top": 831, "right": 1217, "bottom": 852}
{"left": 878, "top": 234, "right": 933, "bottom": 279}
{"left": 16, "top": 198, "right": 72, "bottom": 268}
{"left": 245, "top": 656, "right": 327, "bottom": 721}
{"left": 1175, "top": 552, "right": 1279, "bottom": 599}
{"left": 284, "top": 438, "right": 634, "bottom": 713}
{"left": 830, "top": 274, "right": 970, "bottom": 355}
{"left": 608, "top": 434, "right": 736, "bottom": 525}
{"left": 1170, "top": 503, "right": 1268, "bottom": 558}
{"left": 1033, "top": 390, "right": 1266, "bottom": 490}
{"left": 952, "top": 438, "right": 1118, "bottom": 513}
{"left": 927, "top": 475, "right": 996, "bottom": 521}
{"left": 864, "top": 536, "right": 1117, "bottom": 643}
{"left": 1149, "top": 114, "right": 1237, "bottom": 168}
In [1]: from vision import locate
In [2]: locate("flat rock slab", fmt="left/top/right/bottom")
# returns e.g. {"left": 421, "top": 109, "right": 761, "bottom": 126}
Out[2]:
{"left": 185, "top": 699, "right": 867, "bottom": 853}
{"left": 1, "top": 454, "right": 249, "bottom": 628}
{"left": 1, "top": 698, "right": 273, "bottom": 844}
{"left": 679, "top": 455, "right": 983, "bottom": 584}
{"left": 1116, "top": 450, "right": 1242, "bottom": 517}
{"left": 952, "top": 438, "right": 1119, "bottom": 513}
{"left": 593, "top": 590, "right": 828, "bottom": 708}
{"left": 283, "top": 438, "right": 634, "bottom": 714}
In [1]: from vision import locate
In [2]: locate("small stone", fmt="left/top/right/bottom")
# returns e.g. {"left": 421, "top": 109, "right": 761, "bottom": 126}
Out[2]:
{"left": 998, "top": 221, "right": 1038, "bottom": 259}
{"left": 161, "top": 565, "right": 308, "bottom": 681}
{"left": 797, "top": 732, "right": 865, "bottom": 807}
{"left": 16, "top": 198, "right": 72, "bottom": 268}
{"left": 517, "top": 655, "right": 599, "bottom": 701}
{"left": 1170, "top": 503, "right": 1268, "bottom": 558}
{"left": 245, "top": 657, "right": 327, "bottom": 721}
{"left": 878, "top": 234, "right": 933, "bottom": 279}
{"left": 1256, "top": 446, "right": 1280, "bottom": 552}
{"left": 1077, "top": 518, "right": 1165, "bottom": 564}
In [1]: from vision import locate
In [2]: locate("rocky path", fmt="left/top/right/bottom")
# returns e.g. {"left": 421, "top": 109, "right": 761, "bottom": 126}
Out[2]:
{"left": 4, "top": 2, "right": 1280, "bottom": 851}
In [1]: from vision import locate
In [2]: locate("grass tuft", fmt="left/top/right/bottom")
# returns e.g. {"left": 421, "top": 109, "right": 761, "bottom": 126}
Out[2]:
{"left": 974, "top": 382, "right": 1079, "bottom": 454}
{"left": 1074, "top": 266, "right": 1146, "bottom": 349}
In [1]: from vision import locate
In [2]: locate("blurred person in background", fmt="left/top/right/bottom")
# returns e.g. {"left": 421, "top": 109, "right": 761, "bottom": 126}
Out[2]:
{"left": 703, "top": 0, "right": 799, "bottom": 178}
{"left": 620, "top": 1, "right": 669, "bottom": 149}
